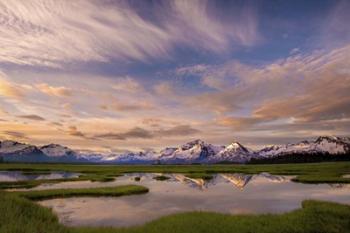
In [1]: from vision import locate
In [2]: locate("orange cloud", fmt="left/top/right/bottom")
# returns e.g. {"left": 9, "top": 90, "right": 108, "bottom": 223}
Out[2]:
{"left": 0, "top": 79, "right": 25, "bottom": 99}
{"left": 36, "top": 83, "right": 72, "bottom": 97}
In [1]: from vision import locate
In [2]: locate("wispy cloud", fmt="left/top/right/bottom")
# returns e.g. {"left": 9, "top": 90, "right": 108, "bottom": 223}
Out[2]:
{"left": 1, "top": 1, "right": 348, "bottom": 150}
{"left": 0, "top": 0, "right": 259, "bottom": 67}
{"left": 17, "top": 114, "right": 46, "bottom": 121}
{"left": 112, "top": 77, "right": 143, "bottom": 93}
{"left": 67, "top": 126, "right": 87, "bottom": 138}
{"left": 0, "top": 72, "right": 26, "bottom": 99}
{"left": 185, "top": 44, "right": 350, "bottom": 133}
{"left": 95, "top": 124, "right": 200, "bottom": 141}
{"left": 101, "top": 98, "right": 154, "bottom": 112}
{"left": 3, "top": 130, "right": 28, "bottom": 139}
{"left": 35, "top": 83, "right": 72, "bottom": 97}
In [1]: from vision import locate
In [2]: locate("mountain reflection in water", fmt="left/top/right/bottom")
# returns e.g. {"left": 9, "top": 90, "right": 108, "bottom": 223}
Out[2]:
{"left": 37, "top": 172, "right": 350, "bottom": 227}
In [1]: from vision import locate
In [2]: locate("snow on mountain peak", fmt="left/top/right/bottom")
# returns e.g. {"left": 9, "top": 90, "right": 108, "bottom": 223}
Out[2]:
{"left": 159, "top": 139, "right": 224, "bottom": 163}
{"left": 226, "top": 142, "right": 250, "bottom": 152}
{"left": 40, "top": 144, "right": 75, "bottom": 157}
{"left": 1, "top": 136, "right": 349, "bottom": 164}
{"left": 0, "top": 140, "right": 36, "bottom": 154}
{"left": 315, "top": 136, "right": 340, "bottom": 143}
{"left": 258, "top": 136, "right": 350, "bottom": 158}
{"left": 209, "top": 141, "right": 254, "bottom": 163}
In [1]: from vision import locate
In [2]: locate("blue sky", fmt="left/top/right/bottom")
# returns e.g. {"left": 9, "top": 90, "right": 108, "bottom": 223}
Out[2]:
{"left": 0, "top": 0, "right": 349, "bottom": 152}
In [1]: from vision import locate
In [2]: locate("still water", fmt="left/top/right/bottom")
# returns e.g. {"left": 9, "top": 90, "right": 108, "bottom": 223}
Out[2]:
{"left": 0, "top": 170, "right": 79, "bottom": 182}
{"left": 37, "top": 173, "right": 350, "bottom": 227}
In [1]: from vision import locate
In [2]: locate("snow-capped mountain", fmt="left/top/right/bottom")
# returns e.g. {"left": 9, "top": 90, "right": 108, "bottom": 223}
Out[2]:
{"left": 0, "top": 141, "right": 87, "bottom": 163}
{"left": 0, "top": 140, "right": 49, "bottom": 162}
{"left": 40, "top": 143, "right": 90, "bottom": 163}
{"left": 208, "top": 142, "right": 256, "bottom": 163}
{"left": 0, "top": 136, "right": 349, "bottom": 164}
{"left": 40, "top": 144, "right": 76, "bottom": 157}
{"left": 0, "top": 140, "right": 38, "bottom": 155}
{"left": 257, "top": 136, "right": 350, "bottom": 158}
{"left": 159, "top": 139, "right": 224, "bottom": 164}
{"left": 103, "top": 151, "right": 158, "bottom": 164}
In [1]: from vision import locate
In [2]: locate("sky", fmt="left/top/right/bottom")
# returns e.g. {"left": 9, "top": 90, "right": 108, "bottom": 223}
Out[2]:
{"left": 0, "top": 0, "right": 350, "bottom": 153}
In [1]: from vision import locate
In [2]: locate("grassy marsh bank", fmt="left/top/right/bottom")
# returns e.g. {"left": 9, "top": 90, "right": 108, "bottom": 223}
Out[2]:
{"left": 0, "top": 172, "right": 120, "bottom": 189}
{"left": 1, "top": 192, "right": 350, "bottom": 233}
{"left": 1, "top": 162, "right": 350, "bottom": 186}
{"left": 15, "top": 185, "right": 149, "bottom": 200}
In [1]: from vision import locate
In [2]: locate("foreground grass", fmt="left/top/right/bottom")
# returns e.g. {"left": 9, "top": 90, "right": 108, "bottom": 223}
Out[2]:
{"left": 76, "top": 201, "right": 350, "bottom": 233}
{"left": 1, "top": 191, "right": 350, "bottom": 233}
{"left": 1, "top": 162, "right": 350, "bottom": 185}
{"left": 15, "top": 185, "right": 149, "bottom": 201}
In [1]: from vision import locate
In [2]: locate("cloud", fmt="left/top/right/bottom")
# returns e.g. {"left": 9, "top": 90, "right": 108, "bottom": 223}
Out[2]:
{"left": 165, "top": 0, "right": 260, "bottom": 50}
{"left": 0, "top": 0, "right": 259, "bottom": 67}
{"left": 3, "top": 131, "right": 28, "bottom": 139}
{"left": 320, "top": 0, "right": 350, "bottom": 48}
{"left": 95, "top": 127, "right": 153, "bottom": 140}
{"left": 185, "top": 44, "right": 350, "bottom": 132}
{"left": 0, "top": 106, "right": 8, "bottom": 116}
{"left": 17, "top": 114, "right": 45, "bottom": 121}
{"left": 119, "top": 127, "right": 153, "bottom": 139}
{"left": 94, "top": 132, "right": 126, "bottom": 140}
{"left": 176, "top": 64, "right": 209, "bottom": 76}
{"left": 153, "top": 82, "right": 175, "bottom": 96}
{"left": 36, "top": 83, "right": 72, "bottom": 97}
{"left": 67, "top": 126, "right": 86, "bottom": 138}
{"left": 102, "top": 99, "right": 154, "bottom": 112}
{"left": 155, "top": 125, "right": 200, "bottom": 137}
{"left": 49, "top": 122, "right": 63, "bottom": 127}
{"left": 0, "top": 75, "right": 26, "bottom": 99}
{"left": 95, "top": 124, "right": 199, "bottom": 141}
{"left": 217, "top": 116, "right": 264, "bottom": 130}
{"left": 112, "top": 77, "right": 143, "bottom": 93}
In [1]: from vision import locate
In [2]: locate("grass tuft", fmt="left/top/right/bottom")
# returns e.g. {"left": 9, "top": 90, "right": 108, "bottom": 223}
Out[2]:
{"left": 15, "top": 185, "right": 149, "bottom": 201}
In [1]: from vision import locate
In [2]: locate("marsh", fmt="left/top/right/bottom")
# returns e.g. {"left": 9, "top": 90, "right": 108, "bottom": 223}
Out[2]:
{"left": 36, "top": 173, "right": 350, "bottom": 227}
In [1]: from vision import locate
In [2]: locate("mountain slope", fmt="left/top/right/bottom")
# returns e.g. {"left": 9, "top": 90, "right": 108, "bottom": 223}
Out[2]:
{"left": 0, "top": 140, "right": 50, "bottom": 162}
{"left": 209, "top": 142, "right": 256, "bottom": 163}
{"left": 258, "top": 136, "right": 350, "bottom": 158}
{"left": 1, "top": 136, "right": 349, "bottom": 164}
{"left": 159, "top": 139, "right": 224, "bottom": 164}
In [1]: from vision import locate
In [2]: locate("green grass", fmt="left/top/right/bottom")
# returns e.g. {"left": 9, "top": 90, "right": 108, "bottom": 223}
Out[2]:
{"left": 15, "top": 185, "right": 149, "bottom": 201}
{"left": 1, "top": 162, "right": 350, "bottom": 185}
{"left": 1, "top": 191, "right": 350, "bottom": 233}
{"left": 185, "top": 173, "right": 213, "bottom": 180}
{"left": 0, "top": 192, "right": 67, "bottom": 233}
{"left": 21, "top": 170, "right": 52, "bottom": 175}
{"left": 0, "top": 172, "right": 120, "bottom": 189}
{"left": 75, "top": 200, "right": 350, "bottom": 233}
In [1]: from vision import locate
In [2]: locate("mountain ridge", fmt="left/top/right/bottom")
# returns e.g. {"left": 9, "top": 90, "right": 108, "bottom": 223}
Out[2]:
{"left": 0, "top": 136, "right": 349, "bottom": 164}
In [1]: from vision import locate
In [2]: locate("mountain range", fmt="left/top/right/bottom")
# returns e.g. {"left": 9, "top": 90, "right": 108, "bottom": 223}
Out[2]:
{"left": 0, "top": 136, "right": 349, "bottom": 164}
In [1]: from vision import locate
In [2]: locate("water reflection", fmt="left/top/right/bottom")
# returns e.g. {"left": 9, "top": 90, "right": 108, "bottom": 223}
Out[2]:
{"left": 38, "top": 172, "right": 350, "bottom": 227}
{"left": 0, "top": 171, "right": 79, "bottom": 182}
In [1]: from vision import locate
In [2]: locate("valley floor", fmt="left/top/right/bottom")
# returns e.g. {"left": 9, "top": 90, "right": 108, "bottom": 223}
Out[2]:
{"left": 1, "top": 162, "right": 350, "bottom": 233}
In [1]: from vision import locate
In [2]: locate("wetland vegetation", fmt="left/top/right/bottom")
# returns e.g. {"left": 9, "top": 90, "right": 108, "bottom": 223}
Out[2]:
{"left": 1, "top": 162, "right": 350, "bottom": 233}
